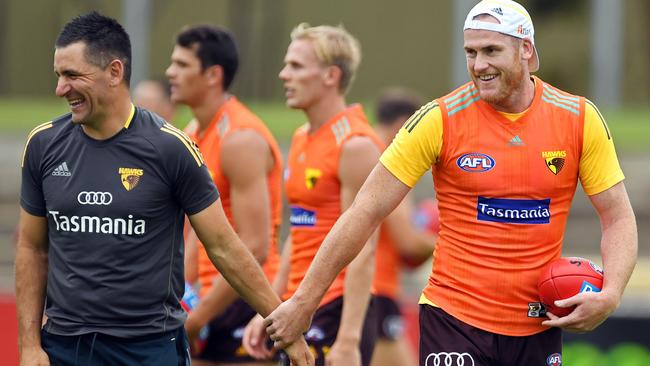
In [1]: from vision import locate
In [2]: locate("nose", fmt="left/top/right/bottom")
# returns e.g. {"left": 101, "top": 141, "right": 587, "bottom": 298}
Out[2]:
{"left": 278, "top": 65, "right": 289, "bottom": 81}
{"left": 55, "top": 77, "right": 70, "bottom": 98}
{"left": 472, "top": 53, "right": 489, "bottom": 74}
{"left": 165, "top": 64, "right": 175, "bottom": 79}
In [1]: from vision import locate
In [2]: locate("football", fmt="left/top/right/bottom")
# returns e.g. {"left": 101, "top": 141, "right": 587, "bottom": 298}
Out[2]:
{"left": 538, "top": 257, "right": 604, "bottom": 317}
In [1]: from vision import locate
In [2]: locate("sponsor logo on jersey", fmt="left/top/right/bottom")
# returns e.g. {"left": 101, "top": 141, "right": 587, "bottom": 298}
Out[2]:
{"left": 508, "top": 135, "right": 525, "bottom": 146}
{"left": 477, "top": 197, "right": 551, "bottom": 224}
{"left": 528, "top": 302, "right": 547, "bottom": 318}
{"left": 289, "top": 206, "right": 316, "bottom": 227}
{"left": 52, "top": 162, "right": 72, "bottom": 177}
{"left": 425, "top": 352, "right": 475, "bottom": 366}
{"left": 305, "top": 168, "right": 322, "bottom": 189}
{"left": 49, "top": 211, "right": 146, "bottom": 235}
{"left": 542, "top": 150, "right": 566, "bottom": 175}
{"left": 119, "top": 167, "right": 143, "bottom": 191}
{"left": 546, "top": 352, "right": 562, "bottom": 366}
{"left": 457, "top": 153, "right": 495, "bottom": 172}
{"left": 579, "top": 281, "right": 602, "bottom": 293}
{"left": 77, "top": 191, "right": 113, "bottom": 205}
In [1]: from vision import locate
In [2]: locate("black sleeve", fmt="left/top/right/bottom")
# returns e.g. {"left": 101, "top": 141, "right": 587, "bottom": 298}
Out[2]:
{"left": 20, "top": 131, "right": 47, "bottom": 216}
{"left": 161, "top": 126, "right": 219, "bottom": 215}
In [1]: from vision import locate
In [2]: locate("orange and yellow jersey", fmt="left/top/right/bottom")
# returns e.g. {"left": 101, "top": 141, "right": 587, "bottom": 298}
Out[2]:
{"left": 185, "top": 97, "right": 283, "bottom": 298}
{"left": 380, "top": 76, "right": 624, "bottom": 336}
{"left": 372, "top": 225, "right": 401, "bottom": 299}
{"left": 284, "top": 105, "right": 383, "bottom": 307}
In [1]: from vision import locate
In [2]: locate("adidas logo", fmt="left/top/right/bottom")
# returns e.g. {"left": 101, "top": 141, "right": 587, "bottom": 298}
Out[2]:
{"left": 508, "top": 135, "right": 525, "bottom": 146}
{"left": 491, "top": 7, "right": 503, "bottom": 16}
{"left": 52, "top": 162, "right": 72, "bottom": 177}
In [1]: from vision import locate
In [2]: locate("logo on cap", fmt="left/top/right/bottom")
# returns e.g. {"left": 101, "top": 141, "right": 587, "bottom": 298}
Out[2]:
{"left": 490, "top": 7, "right": 503, "bottom": 15}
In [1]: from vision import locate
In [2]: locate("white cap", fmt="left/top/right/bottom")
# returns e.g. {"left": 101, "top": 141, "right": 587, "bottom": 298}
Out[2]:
{"left": 464, "top": 0, "right": 539, "bottom": 72}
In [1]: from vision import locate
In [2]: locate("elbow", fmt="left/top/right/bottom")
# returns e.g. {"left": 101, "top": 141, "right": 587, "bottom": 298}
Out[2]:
{"left": 249, "top": 241, "right": 270, "bottom": 265}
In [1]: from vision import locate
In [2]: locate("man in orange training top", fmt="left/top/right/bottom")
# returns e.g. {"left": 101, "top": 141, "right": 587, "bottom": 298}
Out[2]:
{"left": 244, "top": 23, "right": 381, "bottom": 366}
{"left": 166, "top": 24, "right": 284, "bottom": 366}
{"left": 263, "top": 1, "right": 638, "bottom": 366}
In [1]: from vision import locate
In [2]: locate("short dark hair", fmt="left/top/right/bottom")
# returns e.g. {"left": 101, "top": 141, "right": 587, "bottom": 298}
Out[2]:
{"left": 176, "top": 25, "right": 239, "bottom": 90}
{"left": 55, "top": 11, "right": 132, "bottom": 86}
{"left": 376, "top": 88, "right": 424, "bottom": 125}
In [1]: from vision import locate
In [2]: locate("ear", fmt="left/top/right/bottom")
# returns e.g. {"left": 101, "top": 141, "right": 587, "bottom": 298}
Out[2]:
{"left": 205, "top": 64, "right": 224, "bottom": 88}
{"left": 323, "top": 65, "right": 342, "bottom": 88}
{"left": 521, "top": 38, "right": 535, "bottom": 63}
{"left": 108, "top": 59, "right": 125, "bottom": 87}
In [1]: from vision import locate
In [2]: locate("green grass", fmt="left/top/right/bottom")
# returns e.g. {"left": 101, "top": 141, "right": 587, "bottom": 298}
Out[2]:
{"left": 0, "top": 97, "right": 647, "bottom": 152}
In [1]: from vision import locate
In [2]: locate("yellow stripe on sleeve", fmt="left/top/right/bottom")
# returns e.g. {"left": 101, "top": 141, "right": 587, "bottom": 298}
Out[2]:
{"left": 161, "top": 124, "right": 204, "bottom": 167}
{"left": 21, "top": 122, "right": 53, "bottom": 167}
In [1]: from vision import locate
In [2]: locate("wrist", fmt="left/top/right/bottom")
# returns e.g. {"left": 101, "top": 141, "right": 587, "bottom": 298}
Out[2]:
{"left": 292, "top": 291, "right": 319, "bottom": 314}
{"left": 334, "top": 332, "right": 361, "bottom": 346}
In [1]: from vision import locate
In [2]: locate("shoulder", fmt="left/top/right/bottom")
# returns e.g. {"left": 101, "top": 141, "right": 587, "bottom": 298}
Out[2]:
{"left": 538, "top": 80, "right": 583, "bottom": 116}
{"left": 341, "top": 135, "right": 381, "bottom": 156}
{"left": 22, "top": 114, "right": 72, "bottom": 151}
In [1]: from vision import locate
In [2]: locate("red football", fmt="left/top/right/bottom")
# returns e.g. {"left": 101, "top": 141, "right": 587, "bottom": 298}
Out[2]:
{"left": 538, "top": 257, "right": 604, "bottom": 317}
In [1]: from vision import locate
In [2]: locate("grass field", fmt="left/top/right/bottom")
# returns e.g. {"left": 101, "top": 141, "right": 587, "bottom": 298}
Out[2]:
{"left": 1, "top": 97, "right": 649, "bottom": 151}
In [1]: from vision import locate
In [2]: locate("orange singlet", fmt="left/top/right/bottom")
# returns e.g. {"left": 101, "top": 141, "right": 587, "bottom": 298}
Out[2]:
{"left": 381, "top": 77, "right": 624, "bottom": 336}
{"left": 284, "top": 105, "right": 383, "bottom": 307}
{"left": 185, "top": 97, "right": 282, "bottom": 297}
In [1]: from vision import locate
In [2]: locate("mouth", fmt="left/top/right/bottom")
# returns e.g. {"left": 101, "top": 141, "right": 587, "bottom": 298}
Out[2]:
{"left": 477, "top": 74, "right": 498, "bottom": 83}
{"left": 68, "top": 97, "right": 85, "bottom": 110}
{"left": 284, "top": 87, "right": 295, "bottom": 98}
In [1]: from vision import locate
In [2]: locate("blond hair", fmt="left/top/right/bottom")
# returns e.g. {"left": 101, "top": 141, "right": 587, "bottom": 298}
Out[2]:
{"left": 290, "top": 23, "right": 361, "bottom": 94}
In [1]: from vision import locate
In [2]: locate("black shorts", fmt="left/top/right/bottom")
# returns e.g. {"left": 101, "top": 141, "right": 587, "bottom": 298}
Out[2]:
{"left": 281, "top": 296, "right": 378, "bottom": 366}
{"left": 419, "top": 304, "right": 562, "bottom": 366}
{"left": 195, "top": 298, "right": 278, "bottom": 363}
{"left": 374, "top": 295, "right": 404, "bottom": 341}
{"left": 41, "top": 327, "right": 190, "bottom": 366}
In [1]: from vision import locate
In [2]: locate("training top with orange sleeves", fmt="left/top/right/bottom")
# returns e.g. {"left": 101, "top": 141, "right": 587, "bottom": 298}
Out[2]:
{"left": 284, "top": 104, "right": 383, "bottom": 307}
{"left": 184, "top": 96, "right": 283, "bottom": 298}
{"left": 380, "top": 76, "right": 624, "bottom": 336}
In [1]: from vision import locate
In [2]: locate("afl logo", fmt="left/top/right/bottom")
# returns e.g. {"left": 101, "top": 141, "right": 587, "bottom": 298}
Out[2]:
{"left": 546, "top": 352, "right": 562, "bottom": 366}
{"left": 77, "top": 191, "right": 113, "bottom": 205}
{"left": 457, "top": 153, "right": 495, "bottom": 172}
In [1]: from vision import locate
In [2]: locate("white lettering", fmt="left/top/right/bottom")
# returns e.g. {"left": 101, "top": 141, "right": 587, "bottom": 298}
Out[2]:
{"left": 47, "top": 211, "right": 146, "bottom": 235}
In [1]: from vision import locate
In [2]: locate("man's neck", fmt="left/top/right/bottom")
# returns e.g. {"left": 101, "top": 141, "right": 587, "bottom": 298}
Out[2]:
{"left": 304, "top": 93, "right": 347, "bottom": 133}
{"left": 191, "top": 91, "right": 229, "bottom": 132}
{"left": 493, "top": 76, "right": 536, "bottom": 113}
{"left": 80, "top": 92, "right": 132, "bottom": 140}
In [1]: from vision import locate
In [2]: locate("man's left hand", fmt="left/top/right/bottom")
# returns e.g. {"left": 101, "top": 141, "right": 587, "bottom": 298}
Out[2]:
{"left": 542, "top": 290, "right": 619, "bottom": 332}
{"left": 325, "top": 341, "right": 360, "bottom": 366}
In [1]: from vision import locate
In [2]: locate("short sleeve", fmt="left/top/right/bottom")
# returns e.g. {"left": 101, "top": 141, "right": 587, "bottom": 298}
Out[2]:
{"left": 579, "top": 100, "right": 625, "bottom": 195}
{"left": 379, "top": 102, "right": 443, "bottom": 187}
{"left": 20, "top": 123, "right": 52, "bottom": 216}
{"left": 160, "top": 124, "right": 219, "bottom": 215}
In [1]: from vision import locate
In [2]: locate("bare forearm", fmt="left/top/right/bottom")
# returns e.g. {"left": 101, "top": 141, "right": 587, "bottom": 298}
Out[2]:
{"left": 15, "top": 245, "right": 48, "bottom": 349}
{"left": 336, "top": 236, "right": 376, "bottom": 343}
{"left": 600, "top": 211, "right": 637, "bottom": 300}
{"left": 272, "top": 238, "right": 292, "bottom": 296}
{"left": 294, "top": 204, "right": 379, "bottom": 310}
{"left": 205, "top": 235, "right": 280, "bottom": 317}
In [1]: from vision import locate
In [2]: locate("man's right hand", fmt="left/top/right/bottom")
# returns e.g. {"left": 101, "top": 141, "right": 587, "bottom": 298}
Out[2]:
{"left": 264, "top": 297, "right": 314, "bottom": 349}
{"left": 20, "top": 345, "right": 50, "bottom": 366}
{"left": 283, "top": 337, "right": 315, "bottom": 366}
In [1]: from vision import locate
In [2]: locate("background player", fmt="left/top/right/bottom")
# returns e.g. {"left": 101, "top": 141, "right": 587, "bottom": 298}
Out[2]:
{"left": 244, "top": 23, "right": 381, "bottom": 366}
{"left": 133, "top": 78, "right": 177, "bottom": 123}
{"left": 16, "top": 12, "right": 312, "bottom": 366}
{"left": 370, "top": 88, "right": 438, "bottom": 366}
{"left": 166, "top": 24, "right": 283, "bottom": 366}
{"left": 263, "top": 1, "right": 638, "bottom": 365}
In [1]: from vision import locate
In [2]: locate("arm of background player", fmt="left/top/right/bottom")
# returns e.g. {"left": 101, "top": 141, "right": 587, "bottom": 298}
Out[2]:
{"left": 243, "top": 236, "right": 293, "bottom": 359}
{"left": 189, "top": 199, "right": 314, "bottom": 366}
{"left": 327, "top": 136, "right": 380, "bottom": 365}
{"left": 543, "top": 182, "right": 637, "bottom": 332}
{"left": 265, "top": 162, "right": 411, "bottom": 348}
{"left": 183, "top": 220, "right": 199, "bottom": 284}
{"left": 384, "top": 195, "right": 437, "bottom": 264}
{"left": 15, "top": 209, "right": 50, "bottom": 365}
{"left": 185, "top": 130, "right": 273, "bottom": 338}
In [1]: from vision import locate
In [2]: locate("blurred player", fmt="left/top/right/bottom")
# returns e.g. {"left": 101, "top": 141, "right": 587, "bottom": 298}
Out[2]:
{"left": 244, "top": 23, "right": 381, "bottom": 366}
{"left": 166, "top": 24, "right": 283, "bottom": 366}
{"left": 133, "top": 78, "right": 176, "bottom": 122}
{"left": 263, "top": 1, "right": 637, "bottom": 365}
{"left": 16, "top": 12, "right": 312, "bottom": 366}
{"left": 370, "top": 88, "right": 438, "bottom": 366}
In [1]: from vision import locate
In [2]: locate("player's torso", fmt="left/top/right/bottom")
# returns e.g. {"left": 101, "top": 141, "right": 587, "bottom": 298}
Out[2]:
{"left": 186, "top": 98, "right": 283, "bottom": 293}
{"left": 284, "top": 105, "right": 380, "bottom": 305}
{"left": 425, "top": 80, "right": 585, "bottom": 335}
{"left": 373, "top": 225, "right": 401, "bottom": 299}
